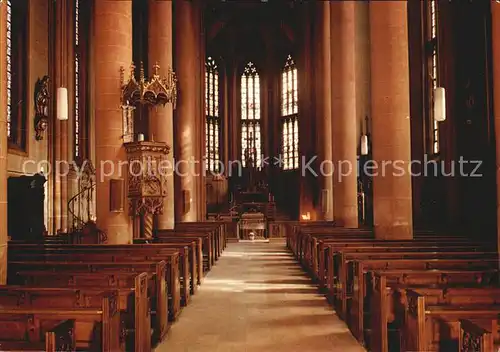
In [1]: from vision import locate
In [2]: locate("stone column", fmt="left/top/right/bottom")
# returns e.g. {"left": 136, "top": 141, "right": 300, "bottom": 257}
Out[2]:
{"left": 331, "top": 1, "right": 358, "bottom": 228}
{"left": 314, "top": 1, "right": 333, "bottom": 220}
{"left": 174, "top": 0, "right": 202, "bottom": 222}
{"left": 197, "top": 4, "right": 206, "bottom": 221}
{"left": 94, "top": 0, "right": 132, "bottom": 243}
{"left": 0, "top": 2, "right": 8, "bottom": 283}
{"left": 297, "top": 2, "right": 315, "bottom": 220}
{"left": 492, "top": 0, "right": 500, "bottom": 257}
{"left": 369, "top": 1, "right": 413, "bottom": 239}
{"left": 149, "top": 0, "right": 174, "bottom": 229}
{"left": 55, "top": 0, "right": 69, "bottom": 232}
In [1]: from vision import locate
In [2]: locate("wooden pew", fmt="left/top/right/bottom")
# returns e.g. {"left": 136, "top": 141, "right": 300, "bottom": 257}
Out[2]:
{"left": 459, "top": 319, "right": 494, "bottom": 352}
{"left": 157, "top": 230, "right": 214, "bottom": 272}
{"left": 0, "top": 291, "right": 120, "bottom": 352}
{"left": 176, "top": 221, "right": 226, "bottom": 253}
{"left": 8, "top": 244, "right": 183, "bottom": 315}
{"left": 144, "top": 236, "right": 203, "bottom": 287}
{"left": 175, "top": 223, "right": 223, "bottom": 258}
{"left": 302, "top": 232, "right": 474, "bottom": 276}
{"left": 8, "top": 261, "right": 168, "bottom": 346}
{"left": 45, "top": 319, "right": 76, "bottom": 352}
{"left": 298, "top": 226, "right": 474, "bottom": 268}
{"left": 402, "top": 289, "right": 500, "bottom": 352}
{"left": 316, "top": 235, "right": 480, "bottom": 275}
{"left": 369, "top": 271, "right": 500, "bottom": 352}
{"left": 8, "top": 249, "right": 180, "bottom": 322}
{"left": 7, "top": 271, "right": 158, "bottom": 350}
{"left": 319, "top": 238, "right": 488, "bottom": 283}
{"left": 326, "top": 245, "right": 493, "bottom": 307}
{"left": 0, "top": 319, "right": 76, "bottom": 352}
{"left": 349, "top": 256, "right": 499, "bottom": 346}
{"left": 174, "top": 223, "right": 223, "bottom": 261}
{"left": 322, "top": 249, "right": 497, "bottom": 295}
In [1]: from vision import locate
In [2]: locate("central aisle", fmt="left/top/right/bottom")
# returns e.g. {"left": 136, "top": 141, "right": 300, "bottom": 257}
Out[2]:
{"left": 156, "top": 240, "right": 365, "bottom": 352}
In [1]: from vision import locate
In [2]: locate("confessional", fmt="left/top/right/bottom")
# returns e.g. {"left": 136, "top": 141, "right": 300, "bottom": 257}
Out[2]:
{"left": 7, "top": 173, "right": 46, "bottom": 241}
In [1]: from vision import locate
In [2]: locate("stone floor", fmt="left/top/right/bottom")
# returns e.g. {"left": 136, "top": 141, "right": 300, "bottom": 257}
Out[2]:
{"left": 155, "top": 240, "right": 365, "bottom": 352}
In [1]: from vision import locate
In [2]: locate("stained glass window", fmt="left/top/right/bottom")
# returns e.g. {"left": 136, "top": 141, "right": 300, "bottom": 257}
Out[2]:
{"left": 241, "top": 62, "right": 261, "bottom": 168}
{"left": 6, "top": 0, "right": 12, "bottom": 139}
{"left": 75, "top": 0, "right": 80, "bottom": 157}
{"left": 427, "top": 0, "right": 440, "bottom": 155}
{"left": 205, "top": 57, "right": 220, "bottom": 172}
{"left": 281, "top": 55, "right": 299, "bottom": 170}
{"left": 73, "top": 0, "right": 89, "bottom": 159}
{"left": 6, "top": 0, "right": 27, "bottom": 149}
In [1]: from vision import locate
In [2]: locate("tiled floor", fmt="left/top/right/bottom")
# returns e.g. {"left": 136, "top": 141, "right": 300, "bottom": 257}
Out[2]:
{"left": 155, "top": 240, "right": 365, "bottom": 352}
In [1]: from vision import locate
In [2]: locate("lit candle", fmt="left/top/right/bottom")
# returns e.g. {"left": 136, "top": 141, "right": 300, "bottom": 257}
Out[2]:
{"left": 360, "top": 135, "right": 369, "bottom": 156}
{"left": 137, "top": 133, "right": 144, "bottom": 142}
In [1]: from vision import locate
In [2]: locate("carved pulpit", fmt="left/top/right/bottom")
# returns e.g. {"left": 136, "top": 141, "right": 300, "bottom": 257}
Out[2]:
{"left": 125, "top": 141, "right": 170, "bottom": 239}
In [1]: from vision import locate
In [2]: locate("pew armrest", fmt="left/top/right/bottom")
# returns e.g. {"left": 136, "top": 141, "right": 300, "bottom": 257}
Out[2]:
{"left": 45, "top": 319, "right": 76, "bottom": 352}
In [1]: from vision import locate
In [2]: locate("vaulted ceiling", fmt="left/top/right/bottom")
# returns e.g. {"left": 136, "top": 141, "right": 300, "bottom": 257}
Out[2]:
{"left": 204, "top": 0, "right": 299, "bottom": 69}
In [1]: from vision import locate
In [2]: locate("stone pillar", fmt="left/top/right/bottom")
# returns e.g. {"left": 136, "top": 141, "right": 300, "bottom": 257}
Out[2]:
{"left": 94, "top": 0, "right": 132, "bottom": 243}
{"left": 149, "top": 0, "right": 174, "bottom": 229}
{"left": 174, "top": 0, "right": 202, "bottom": 222}
{"left": 54, "top": 0, "right": 69, "bottom": 232}
{"left": 331, "top": 1, "right": 358, "bottom": 228}
{"left": 492, "top": 0, "right": 500, "bottom": 257}
{"left": 0, "top": 2, "right": 8, "bottom": 283}
{"left": 197, "top": 4, "right": 206, "bottom": 221}
{"left": 314, "top": 1, "right": 333, "bottom": 220}
{"left": 369, "top": 1, "right": 413, "bottom": 239}
{"left": 297, "top": 2, "right": 316, "bottom": 220}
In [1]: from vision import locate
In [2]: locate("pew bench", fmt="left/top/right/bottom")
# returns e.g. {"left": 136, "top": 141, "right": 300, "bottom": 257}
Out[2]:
{"left": 157, "top": 230, "right": 214, "bottom": 271}
{"left": 8, "top": 261, "right": 168, "bottom": 345}
{"left": 144, "top": 237, "right": 203, "bottom": 286}
{"left": 8, "top": 244, "right": 183, "bottom": 314}
{"left": 175, "top": 221, "right": 226, "bottom": 253}
{"left": 403, "top": 289, "right": 500, "bottom": 352}
{"left": 369, "top": 273, "right": 500, "bottom": 352}
{"left": 8, "top": 269, "right": 170, "bottom": 345}
{"left": 0, "top": 292, "right": 120, "bottom": 352}
{"left": 459, "top": 319, "right": 495, "bottom": 352}
{"left": 174, "top": 223, "right": 223, "bottom": 259}
{"left": 326, "top": 245, "right": 495, "bottom": 304}
{"left": 348, "top": 256, "right": 499, "bottom": 345}
{"left": 0, "top": 319, "right": 75, "bottom": 352}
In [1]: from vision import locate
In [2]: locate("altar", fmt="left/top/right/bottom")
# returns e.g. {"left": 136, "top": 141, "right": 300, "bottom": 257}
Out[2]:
{"left": 238, "top": 211, "right": 268, "bottom": 242}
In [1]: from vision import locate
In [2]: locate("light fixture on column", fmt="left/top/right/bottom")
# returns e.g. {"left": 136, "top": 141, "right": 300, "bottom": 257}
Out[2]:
{"left": 360, "top": 115, "right": 369, "bottom": 156}
{"left": 434, "top": 87, "right": 446, "bottom": 122}
{"left": 360, "top": 134, "right": 369, "bottom": 156}
{"left": 57, "top": 87, "right": 69, "bottom": 120}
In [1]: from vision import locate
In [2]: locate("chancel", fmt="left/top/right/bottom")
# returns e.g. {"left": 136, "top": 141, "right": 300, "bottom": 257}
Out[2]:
{"left": 1, "top": 0, "right": 500, "bottom": 351}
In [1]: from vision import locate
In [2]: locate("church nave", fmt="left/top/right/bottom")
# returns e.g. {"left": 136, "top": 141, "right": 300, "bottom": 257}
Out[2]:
{"left": 156, "top": 240, "right": 364, "bottom": 352}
